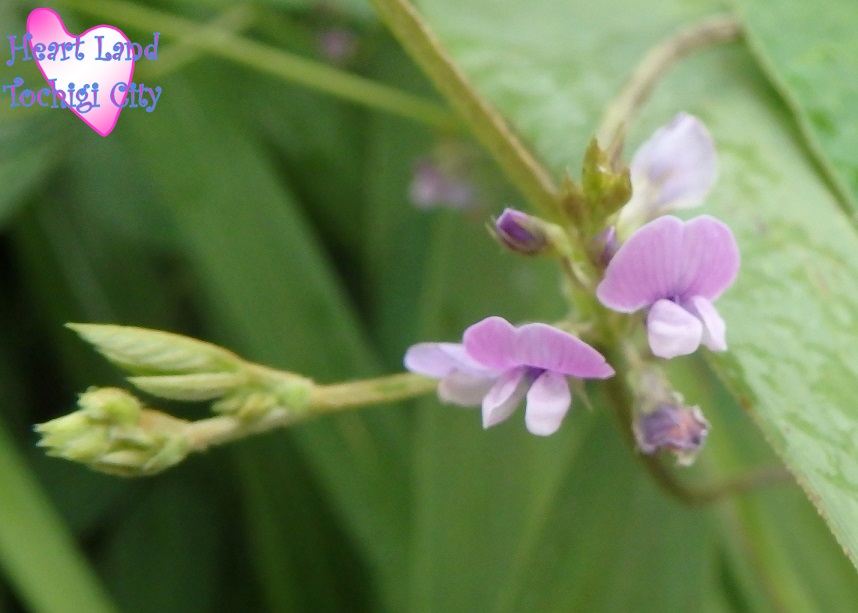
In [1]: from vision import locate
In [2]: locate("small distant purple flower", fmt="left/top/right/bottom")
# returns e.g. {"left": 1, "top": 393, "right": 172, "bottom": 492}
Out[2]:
{"left": 634, "top": 403, "right": 710, "bottom": 466}
{"left": 597, "top": 215, "right": 740, "bottom": 359}
{"left": 317, "top": 28, "right": 358, "bottom": 64}
{"left": 618, "top": 113, "right": 717, "bottom": 230}
{"left": 409, "top": 157, "right": 475, "bottom": 210}
{"left": 404, "top": 316, "right": 614, "bottom": 435}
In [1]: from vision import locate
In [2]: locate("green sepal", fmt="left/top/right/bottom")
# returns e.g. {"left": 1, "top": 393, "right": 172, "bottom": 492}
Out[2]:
{"left": 581, "top": 138, "right": 632, "bottom": 220}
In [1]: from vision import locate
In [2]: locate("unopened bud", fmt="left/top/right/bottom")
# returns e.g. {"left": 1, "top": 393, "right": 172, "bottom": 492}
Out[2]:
{"left": 592, "top": 225, "right": 619, "bottom": 266}
{"left": 492, "top": 208, "right": 569, "bottom": 256}
{"left": 78, "top": 387, "right": 143, "bottom": 424}
{"left": 213, "top": 370, "right": 313, "bottom": 420}
{"left": 35, "top": 388, "right": 190, "bottom": 476}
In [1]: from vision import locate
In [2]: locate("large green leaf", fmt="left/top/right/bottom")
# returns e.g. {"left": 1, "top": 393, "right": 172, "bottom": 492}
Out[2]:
{"left": 732, "top": 0, "right": 858, "bottom": 212}
{"left": 381, "top": 0, "right": 858, "bottom": 604}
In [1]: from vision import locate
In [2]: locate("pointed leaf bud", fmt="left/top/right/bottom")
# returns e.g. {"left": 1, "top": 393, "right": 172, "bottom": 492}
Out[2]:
{"left": 581, "top": 138, "right": 632, "bottom": 217}
{"left": 212, "top": 367, "right": 313, "bottom": 420}
{"left": 66, "top": 323, "right": 244, "bottom": 375}
{"left": 128, "top": 372, "right": 250, "bottom": 402}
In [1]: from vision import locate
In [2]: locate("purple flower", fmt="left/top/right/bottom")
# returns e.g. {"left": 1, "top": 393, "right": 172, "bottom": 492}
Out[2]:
{"left": 317, "top": 28, "right": 359, "bottom": 64}
{"left": 618, "top": 113, "right": 717, "bottom": 230}
{"left": 634, "top": 403, "right": 710, "bottom": 466}
{"left": 404, "top": 316, "right": 614, "bottom": 435}
{"left": 596, "top": 215, "right": 740, "bottom": 359}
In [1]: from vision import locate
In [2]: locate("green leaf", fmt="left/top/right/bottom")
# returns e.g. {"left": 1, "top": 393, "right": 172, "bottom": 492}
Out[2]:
{"left": 732, "top": 0, "right": 858, "bottom": 213}
{"left": 98, "top": 474, "right": 223, "bottom": 613}
{"left": 0, "top": 416, "right": 117, "bottom": 613}
{"left": 386, "top": 0, "right": 858, "bottom": 603}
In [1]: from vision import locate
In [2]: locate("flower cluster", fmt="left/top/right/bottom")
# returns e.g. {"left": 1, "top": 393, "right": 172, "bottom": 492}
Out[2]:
{"left": 404, "top": 113, "right": 739, "bottom": 464}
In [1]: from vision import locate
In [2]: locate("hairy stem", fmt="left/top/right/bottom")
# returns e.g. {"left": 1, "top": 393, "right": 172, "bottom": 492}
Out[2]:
{"left": 51, "top": 0, "right": 458, "bottom": 129}
{"left": 604, "top": 356, "right": 792, "bottom": 507}
{"left": 185, "top": 373, "right": 436, "bottom": 452}
{"left": 369, "top": 0, "right": 560, "bottom": 218}
{"left": 597, "top": 14, "right": 742, "bottom": 156}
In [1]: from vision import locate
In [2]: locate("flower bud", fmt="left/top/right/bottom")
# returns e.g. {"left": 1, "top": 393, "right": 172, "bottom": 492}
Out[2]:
{"left": 493, "top": 208, "right": 547, "bottom": 254}
{"left": 634, "top": 403, "right": 710, "bottom": 466}
{"left": 592, "top": 225, "right": 619, "bottom": 266}
{"left": 212, "top": 369, "right": 313, "bottom": 420}
{"left": 491, "top": 208, "right": 569, "bottom": 257}
{"left": 79, "top": 387, "right": 143, "bottom": 424}
{"left": 35, "top": 387, "right": 190, "bottom": 476}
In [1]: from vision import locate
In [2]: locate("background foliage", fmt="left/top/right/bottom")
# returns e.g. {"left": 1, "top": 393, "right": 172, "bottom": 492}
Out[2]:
{"left": 1, "top": 0, "right": 857, "bottom": 611}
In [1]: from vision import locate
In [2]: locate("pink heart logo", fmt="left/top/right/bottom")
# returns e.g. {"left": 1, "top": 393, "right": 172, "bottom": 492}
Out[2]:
{"left": 27, "top": 8, "right": 134, "bottom": 137}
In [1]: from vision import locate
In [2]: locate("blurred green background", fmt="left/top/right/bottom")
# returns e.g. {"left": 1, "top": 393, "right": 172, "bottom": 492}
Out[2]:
{"left": 2, "top": 0, "right": 858, "bottom": 611}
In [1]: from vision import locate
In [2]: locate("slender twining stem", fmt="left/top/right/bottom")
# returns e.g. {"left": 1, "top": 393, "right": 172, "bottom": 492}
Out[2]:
{"left": 597, "top": 15, "right": 742, "bottom": 157}
{"left": 603, "top": 358, "right": 792, "bottom": 507}
{"left": 185, "top": 373, "right": 436, "bottom": 452}
{"left": 50, "top": 0, "right": 457, "bottom": 129}
{"left": 138, "top": 5, "right": 255, "bottom": 79}
{"left": 369, "top": 0, "right": 560, "bottom": 218}
{"left": 638, "top": 454, "right": 793, "bottom": 506}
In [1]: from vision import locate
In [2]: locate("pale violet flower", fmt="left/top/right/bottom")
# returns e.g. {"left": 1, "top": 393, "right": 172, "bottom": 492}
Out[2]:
{"left": 617, "top": 113, "right": 717, "bottom": 232}
{"left": 404, "top": 316, "right": 614, "bottom": 435}
{"left": 596, "top": 215, "right": 740, "bottom": 359}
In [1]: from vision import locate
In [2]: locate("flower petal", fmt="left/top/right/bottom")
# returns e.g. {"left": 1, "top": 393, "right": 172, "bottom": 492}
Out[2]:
{"left": 597, "top": 216, "right": 686, "bottom": 312}
{"left": 524, "top": 371, "right": 572, "bottom": 436}
{"left": 512, "top": 323, "right": 614, "bottom": 378}
{"left": 463, "top": 316, "right": 518, "bottom": 370}
{"left": 404, "top": 342, "right": 487, "bottom": 377}
{"left": 687, "top": 296, "right": 727, "bottom": 352}
{"left": 676, "top": 216, "right": 740, "bottom": 302}
{"left": 482, "top": 367, "right": 529, "bottom": 429}
{"left": 598, "top": 215, "right": 740, "bottom": 313}
{"left": 439, "top": 371, "right": 496, "bottom": 406}
{"left": 630, "top": 112, "right": 717, "bottom": 211}
{"left": 647, "top": 299, "right": 703, "bottom": 359}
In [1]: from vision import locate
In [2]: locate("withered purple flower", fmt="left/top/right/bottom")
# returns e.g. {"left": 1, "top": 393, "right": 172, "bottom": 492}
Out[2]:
{"left": 634, "top": 403, "right": 710, "bottom": 466}
{"left": 405, "top": 316, "right": 614, "bottom": 435}
{"left": 596, "top": 215, "right": 740, "bottom": 359}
